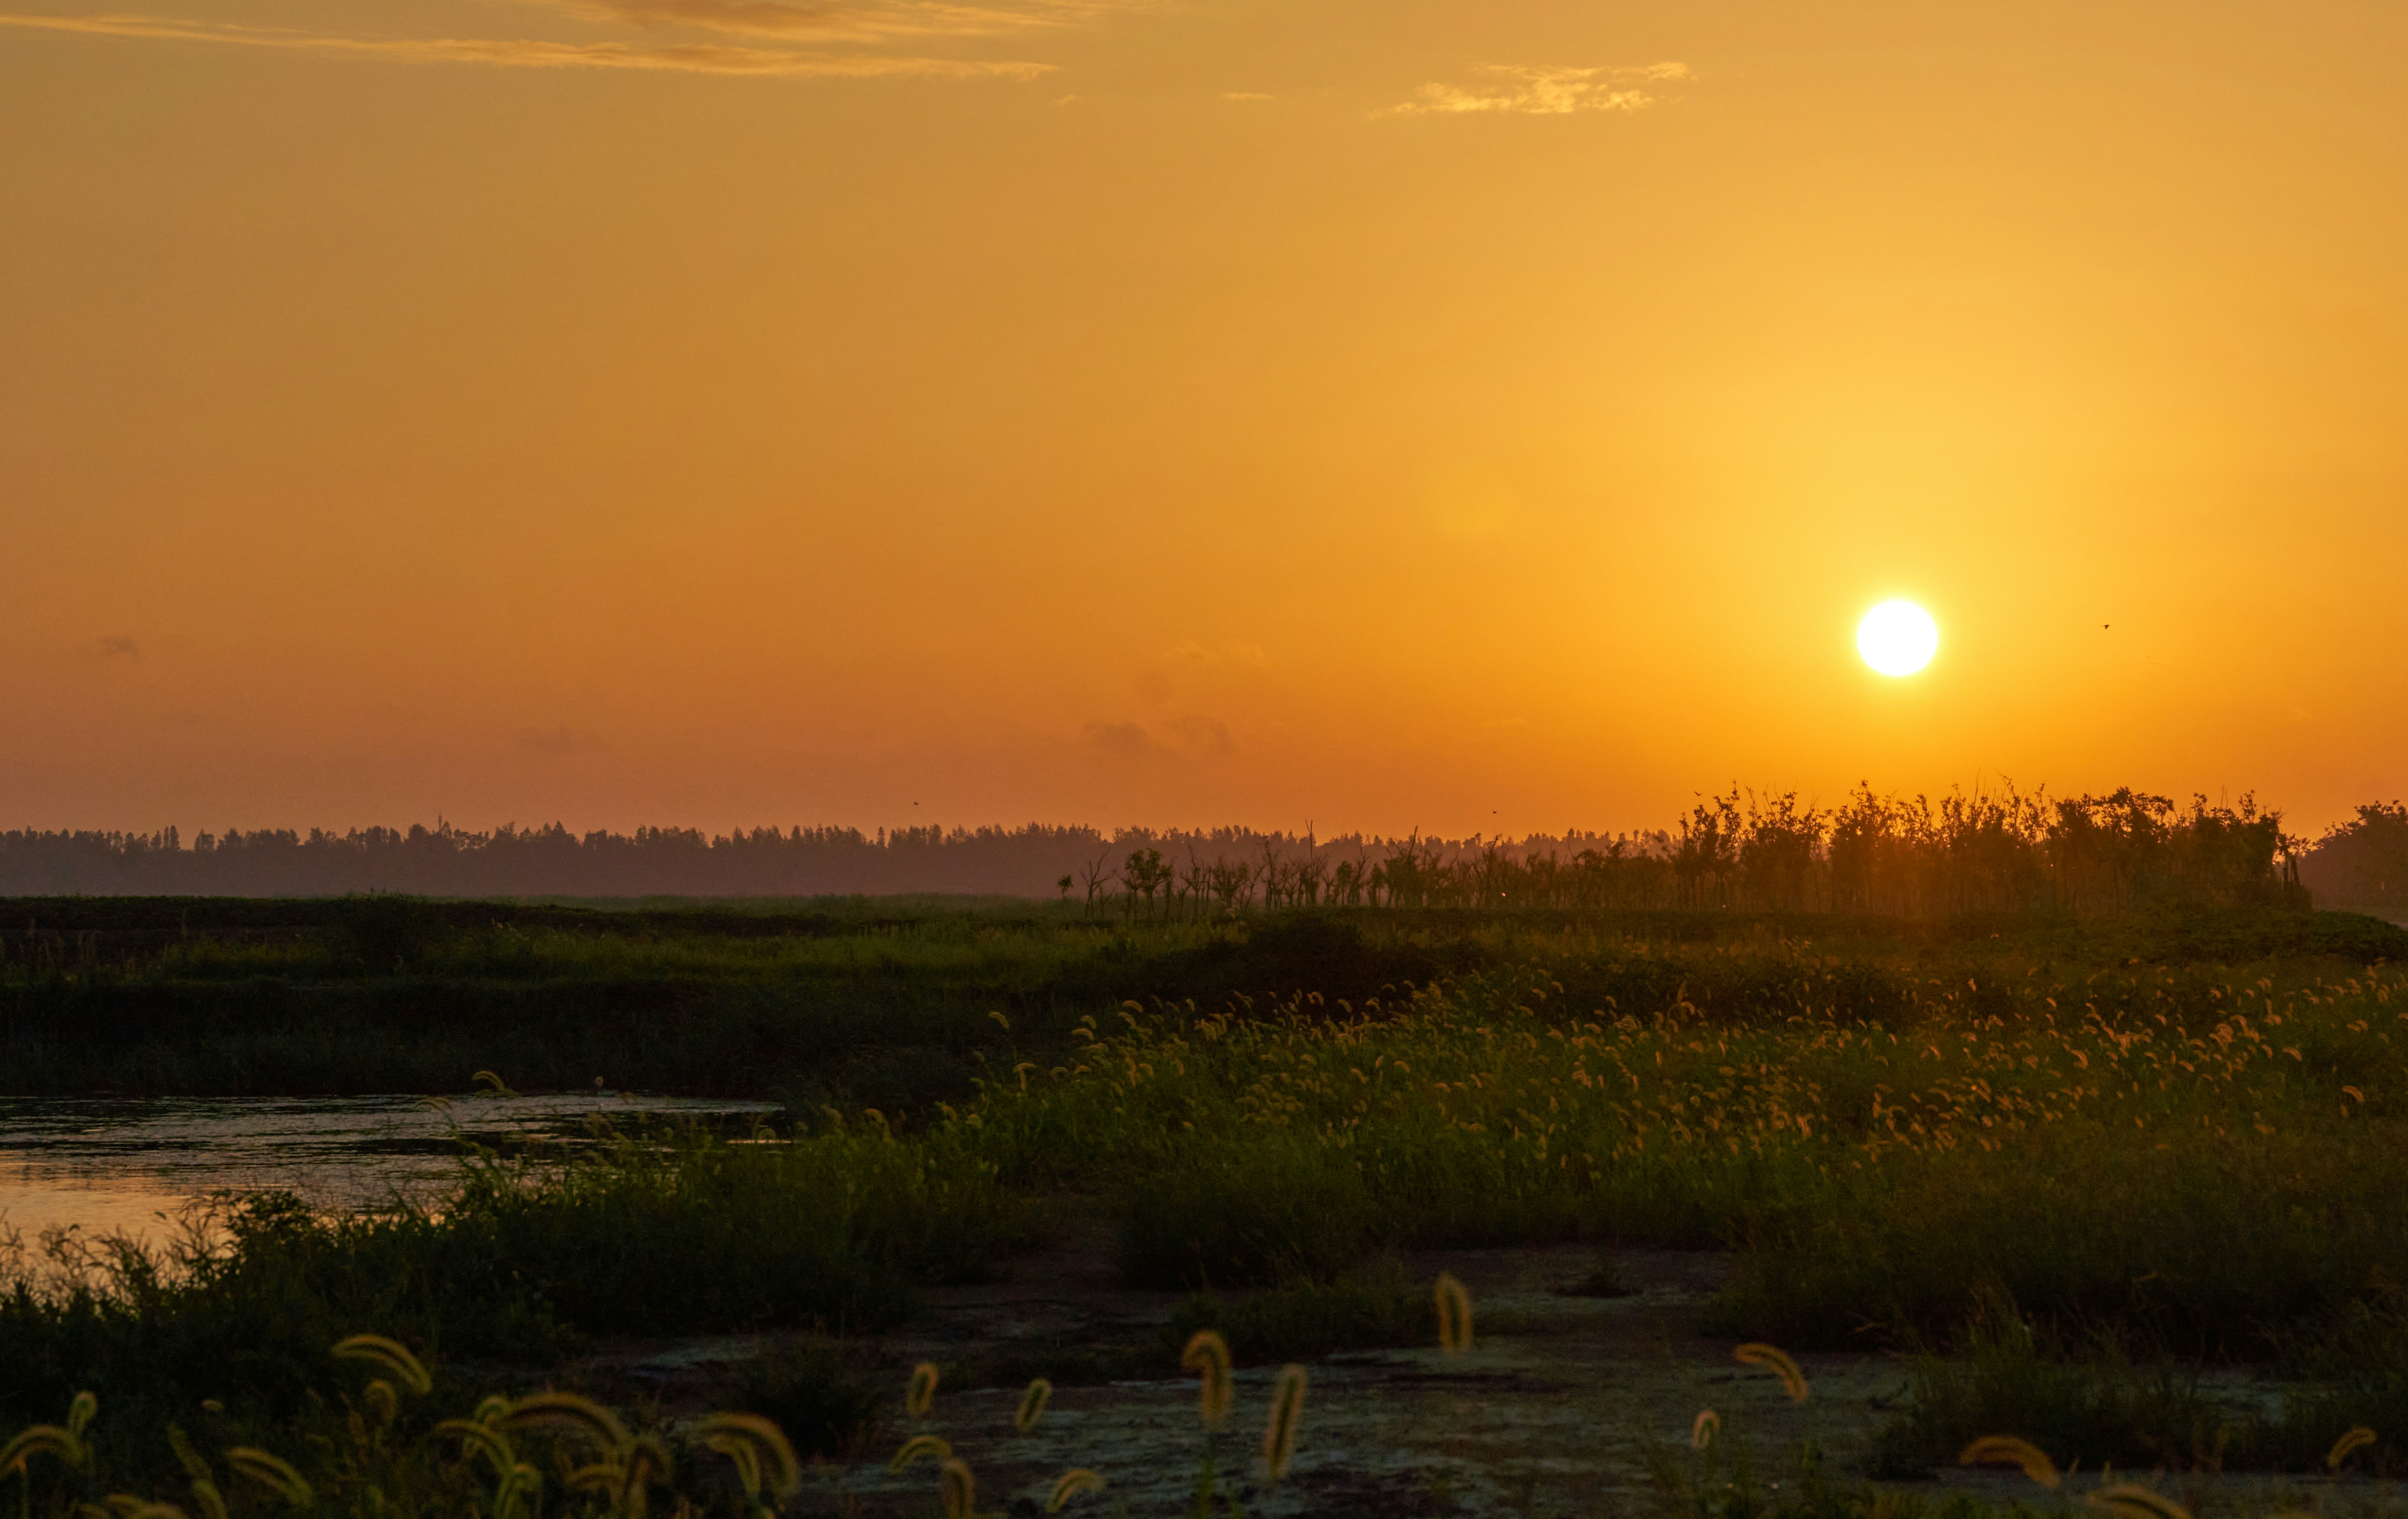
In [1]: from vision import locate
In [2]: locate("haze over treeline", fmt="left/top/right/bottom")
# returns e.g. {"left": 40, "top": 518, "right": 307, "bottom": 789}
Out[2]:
{"left": 3, "top": 788, "right": 2402, "bottom": 917}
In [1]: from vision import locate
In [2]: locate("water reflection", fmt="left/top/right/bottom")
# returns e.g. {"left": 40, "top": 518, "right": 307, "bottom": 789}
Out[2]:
{"left": 0, "top": 1093, "right": 780, "bottom": 1243}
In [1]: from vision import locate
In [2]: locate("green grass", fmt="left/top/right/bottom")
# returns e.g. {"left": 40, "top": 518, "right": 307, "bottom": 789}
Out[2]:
{"left": 1163, "top": 1267, "right": 1435, "bottom": 1364}
{"left": 1872, "top": 1295, "right": 2408, "bottom": 1477}
{"left": 948, "top": 947, "right": 2408, "bottom": 1355}
{"left": 716, "top": 1336, "right": 887, "bottom": 1459}
{"left": 0, "top": 1124, "right": 1032, "bottom": 1461}
{"left": 5, "top": 897, "right": 2397, "bottom": 1099}
{"left": 10, "top": 901, "right": 2408, "bottom": 1481}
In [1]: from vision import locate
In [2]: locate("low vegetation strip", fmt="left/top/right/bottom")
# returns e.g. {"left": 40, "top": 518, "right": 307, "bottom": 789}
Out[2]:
{"left": 3, "top": 898, "right": 2400, "bottom": 1098}
{"left": 975, "top": 960, "right": 2408, "bottom": 1350}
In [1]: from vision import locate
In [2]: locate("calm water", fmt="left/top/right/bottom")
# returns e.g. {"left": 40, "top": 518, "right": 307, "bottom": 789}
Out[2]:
{"left": 0, "top": 1093, "right": 781, "bottom": 1245}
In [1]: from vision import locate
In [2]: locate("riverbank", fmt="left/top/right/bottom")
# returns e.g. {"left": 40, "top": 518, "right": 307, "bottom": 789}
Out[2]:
{"left": 8, "top": 901, "right": 2408, "bottom": 1507}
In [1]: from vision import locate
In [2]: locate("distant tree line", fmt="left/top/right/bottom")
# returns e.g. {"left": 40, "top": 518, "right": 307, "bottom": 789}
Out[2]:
{"left": 1103, "top": 785, "right": 2310, "bottom": 920}
{"left": 2300, "top": 802, "right": 2408, "bottom": 917}
{"left": 0, "top": 782, "right": 2376, "bottom": 916}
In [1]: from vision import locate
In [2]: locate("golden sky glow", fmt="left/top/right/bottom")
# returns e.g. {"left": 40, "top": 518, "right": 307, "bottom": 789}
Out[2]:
{"left": 3, "top": 0, "right": 2404, "bottom": 837}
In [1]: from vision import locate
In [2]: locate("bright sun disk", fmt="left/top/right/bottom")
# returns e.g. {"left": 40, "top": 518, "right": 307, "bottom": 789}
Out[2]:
{"left": 1857, "top": 600, "right": 1938, "bottom": 677}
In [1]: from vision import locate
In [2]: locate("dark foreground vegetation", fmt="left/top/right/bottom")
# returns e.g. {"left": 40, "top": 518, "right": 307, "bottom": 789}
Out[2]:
{"left": 6, "top": 895, "right": 2408, "bottom": 1510}
{"left": 0, "top": 1312, "right": 2068, "bottom": 1519}
{"left": 3, "top": 860, "right": 2385, "bottom": 1104}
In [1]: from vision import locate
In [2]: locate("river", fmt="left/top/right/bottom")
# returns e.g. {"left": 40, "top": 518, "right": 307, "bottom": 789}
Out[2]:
{"left": 0, "top": 1092, "right": 781, "bottom": 1248}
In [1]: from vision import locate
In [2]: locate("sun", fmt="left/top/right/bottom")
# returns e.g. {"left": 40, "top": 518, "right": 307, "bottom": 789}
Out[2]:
{"left": 1857, "top": 600, "right": 1938, "bottom": 677}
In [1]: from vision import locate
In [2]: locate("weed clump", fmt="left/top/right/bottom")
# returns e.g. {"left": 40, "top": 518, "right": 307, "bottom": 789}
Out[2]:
{"left": 1164, "top": 1269, "right": 1433, "bottom": 1364}
{"left": 719, "top": 1339, "right": 882, "bottom": 1459}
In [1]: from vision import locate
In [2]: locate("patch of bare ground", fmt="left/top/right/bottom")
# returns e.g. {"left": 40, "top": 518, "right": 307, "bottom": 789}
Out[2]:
{"left": 582, "top": 1212, "right": 2406, "bottom": 1517}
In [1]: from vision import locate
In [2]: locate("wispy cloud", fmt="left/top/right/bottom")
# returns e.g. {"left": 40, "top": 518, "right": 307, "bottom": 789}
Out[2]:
{"left": 1220, "top": 90, "right": 1269, "bottom": 101}
{"left": 1163, "top": 713, "right": 1235, "bottom": 757}
{"left": 90, "top": 634, "right": 141, "bottom": 661}
{"left": 1385, "top": 62, "right": 1689, "bottom": 116}
{"left": 1082, "top": 714, "right": 1236, "bottom": 763}
{"left": 1083, "top": 719, "right": 1170, "bottom": 762}
{"left": 0, "top": 11, "right": 1054, "bottom": 76}
{"left": 557, "top": 0, "right": 1124, "bottom": 41}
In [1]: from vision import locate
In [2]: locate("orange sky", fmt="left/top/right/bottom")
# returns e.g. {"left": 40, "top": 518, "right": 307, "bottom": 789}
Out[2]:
{"left": 3, "top": 0, "right": 2403, "bottom": 840}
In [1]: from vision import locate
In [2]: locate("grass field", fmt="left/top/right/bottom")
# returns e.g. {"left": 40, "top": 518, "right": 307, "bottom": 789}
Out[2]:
{"left": 3, "top": 894, "right": 2393, "bottom": 1102}
{"left": 5, "top": 899, "right": 2408, "bottom": 1505}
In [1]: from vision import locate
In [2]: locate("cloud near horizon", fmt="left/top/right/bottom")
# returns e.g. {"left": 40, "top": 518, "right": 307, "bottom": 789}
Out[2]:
{"left": 1386, "top": 62, "right": 1690, "bottom": 116}
{"left": 0, "top": 10, "right": 1056, "bottom": 77}
{"left": 1083, "top": 714, "right": 1237, "bottom": 764}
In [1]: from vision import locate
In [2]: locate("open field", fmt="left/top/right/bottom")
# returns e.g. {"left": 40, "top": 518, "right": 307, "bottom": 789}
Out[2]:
{"left": 6, "top": 901, "right": 2408, "bottom": 1514}
{"left": 3, "top": 894, "right": 2398, "bottom": 1100}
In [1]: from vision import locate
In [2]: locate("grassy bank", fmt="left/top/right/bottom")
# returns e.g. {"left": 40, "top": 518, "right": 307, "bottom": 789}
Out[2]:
{"left": 3, "top": 897, "right": 2399, "bottom": 1100}
{"left": 7, "top": 902, "right": 2408, "bottom": 1482}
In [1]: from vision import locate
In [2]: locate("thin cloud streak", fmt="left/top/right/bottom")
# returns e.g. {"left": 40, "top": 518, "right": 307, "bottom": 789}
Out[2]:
{"left": 559, "top": 0, "right": 1129, "bottom": 42}
{"left": 0, "top": 12, "right": 1053, "bottom": 76}
{"left": 1385, "top": 62, "right": 1690, "bottom": 116}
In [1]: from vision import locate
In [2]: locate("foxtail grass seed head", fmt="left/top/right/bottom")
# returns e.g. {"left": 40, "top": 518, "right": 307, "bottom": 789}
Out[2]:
{"left": 695, "top": 1414, "right": 801, "bottom": 1500}
{"left": 67, "top": 1393, "right": 97, "bottom": 1438}
{"left": 224, "top": 1448, "right": 315, "bottom": 1509}
{"left": 2087, "top": 1486, "right": 2193, "bottom": 1519}
{"left": 1733, "top": 1343, "right": 1811, "bottom": 1403}
{"left": 2328, "top": 1426, "right": 2378, "bottom": 1471}
{"left": 1, "top": 1424, "right": 83, "bottom": 1478}
{"left": 888, "top": 1435, "right": 952, "bottom": 1473}
{"left": 431, "top": 1417, "right": 516, "bottom": 1476}
{"left": 939, "top": 1457, "right": 977, "bottom": 1519}
{"left": 504, "top": 1460, "right": 545, "bottom": 1512}
{"left": 717, "top": 1438, "right": 762, "bottom": 1497}
{"left": 1181, "top": 1330, "right": 1234, "bottom": 1428}
{"left": 1434, "top": 1272, "right": 1474, "bottom": 1356}
{"left": 1016, "top": 1378, "right": 1053, "bottom": 1433}
{"left": 1046, "top": 1469, "right": 1107, "bottom": 1513}
{"left": 166, "top": 1427, "right": 211, "bottom": 1484}
{"left": 500, "top": 1391, "right": 632, "bottom": 1452}
{"left": 1263, "top": 1363, "right": 1307, "bottom": 1482}
{"left": 332, "top": 1335, "right": 433, "bottom": 1397}
{"left": 565, "top": 1459, "right": 619, "bottom": 1497}
{"left": 621, "top": 1432, "right": 674, "bottom": 1517}
{"left": 365, "top": 1381, "right": 399, "bottom": 1427}
{"left": 906, "top": 1362, "right": 941, "bottom": 1418}
{"left": 1691, "top": 1410, "right": 1720, "bottom": 1451}
{"left": 1959, "top": 1436, "right": 2062, "bottom": 1489}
